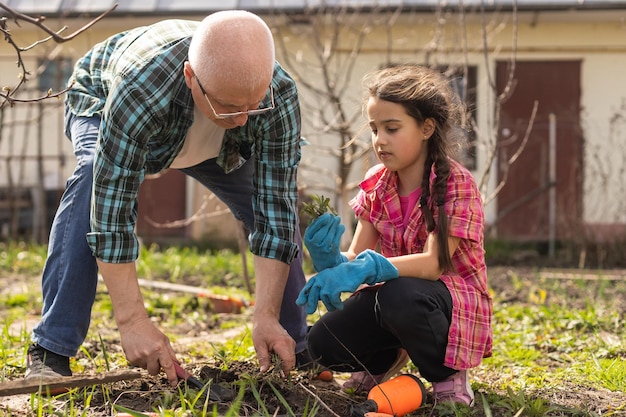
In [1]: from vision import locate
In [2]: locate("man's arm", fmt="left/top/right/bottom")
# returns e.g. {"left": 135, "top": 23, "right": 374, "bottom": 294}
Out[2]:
{"left": 246, "top": 64, "right": 300, "bottom": 374}
{"left": 97, "top": 261, "right": 179, "bottom": 386}
{"left": 251, "top": 256, "right": 296, "bottom": 373}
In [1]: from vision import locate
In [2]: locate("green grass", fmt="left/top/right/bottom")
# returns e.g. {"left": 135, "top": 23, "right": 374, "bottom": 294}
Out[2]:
{"left": 0, "top": 241, "right": 47, "bottom": 274}
{"left": 488, "top": 302, "right": 623, "bottom": 389}
{"left": 136, "top": 244, "right": 253, "bottom": 286}
{"left": 0, "top": 241, "right": 624, "bottom": 416}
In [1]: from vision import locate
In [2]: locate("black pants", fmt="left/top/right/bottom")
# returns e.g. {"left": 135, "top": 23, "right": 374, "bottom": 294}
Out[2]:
{"left": 307, "top": 277, "right": 456, "bottom": 382}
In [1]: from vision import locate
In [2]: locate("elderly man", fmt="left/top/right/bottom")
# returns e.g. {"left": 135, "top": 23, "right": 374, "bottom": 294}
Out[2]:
{"left": 26, "top": 10, "right": 312, "bottom": 386}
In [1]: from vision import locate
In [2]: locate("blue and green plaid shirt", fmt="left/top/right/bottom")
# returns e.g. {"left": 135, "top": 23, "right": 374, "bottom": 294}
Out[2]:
{"left": 66, "top": 19, "right": 302, "bottom": 265}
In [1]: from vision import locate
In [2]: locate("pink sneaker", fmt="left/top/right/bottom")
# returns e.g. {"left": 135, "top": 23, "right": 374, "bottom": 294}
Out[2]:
{"left": 431, "top": 370, "right": 475, "bottom": 406}
{"left": 342, "top": 349, "right": 409, "bottom": 394}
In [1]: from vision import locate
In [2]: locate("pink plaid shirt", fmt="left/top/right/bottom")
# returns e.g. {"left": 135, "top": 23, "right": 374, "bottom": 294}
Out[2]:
{"left": 350, "top": 159, "right": 493, "bottom": 369}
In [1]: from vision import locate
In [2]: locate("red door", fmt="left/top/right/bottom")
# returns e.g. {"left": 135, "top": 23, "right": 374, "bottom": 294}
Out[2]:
{"left": 137, "top": 169, "right": 187, "bottom": 240}
{"left": 495, "top": 61, "right": 583, "bottom": 241}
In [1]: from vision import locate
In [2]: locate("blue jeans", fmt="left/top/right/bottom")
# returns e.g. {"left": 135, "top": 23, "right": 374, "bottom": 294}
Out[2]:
{"left": 32, "top": 113, "right": 307, "bottom": 357}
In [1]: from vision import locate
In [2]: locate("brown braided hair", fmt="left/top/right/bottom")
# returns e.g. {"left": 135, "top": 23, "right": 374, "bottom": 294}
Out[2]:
{"left": 363, "top": 64, "right": 467, "bottom": 272}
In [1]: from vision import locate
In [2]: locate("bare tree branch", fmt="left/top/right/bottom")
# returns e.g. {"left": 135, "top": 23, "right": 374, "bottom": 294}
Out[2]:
{"left": 143, "top": 193, "right": 230, "bottom": 229}
{"left": 482, "top": 100, "right": 537, "bottom": 206}
{"left": 0, "top": 3, "right": 117, "bottom": 43}
{"left": 279, "top": 2, "right": 533, "bottom": 245}
{"left": 0, "top": 2, "right": 118, "bottom": 108}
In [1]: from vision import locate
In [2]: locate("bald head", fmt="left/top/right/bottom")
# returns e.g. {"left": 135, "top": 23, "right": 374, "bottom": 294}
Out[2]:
{"left": 188, "top": 11, "right": 275, "bottom": 91}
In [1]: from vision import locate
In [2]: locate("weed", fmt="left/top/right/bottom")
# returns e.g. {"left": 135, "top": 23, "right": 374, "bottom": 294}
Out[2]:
{"left": 300, "top": 194, "right": 337, "bottom": 225}
{"left": 212, "top": 329, "right": 255, "bottom": 367}
{"left": 588, "top": 357, "right": 626, "bottom": 392}
{"left": 502, "top": 387, "right": 564, "bottom": 416}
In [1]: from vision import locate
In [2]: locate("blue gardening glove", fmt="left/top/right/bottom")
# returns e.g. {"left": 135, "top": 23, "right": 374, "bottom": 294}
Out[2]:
{"left": 296, "top": 249, "right": 399, "bottom": 314}
{"left": 304, "top": 213, "right": 348, "bottom": 272}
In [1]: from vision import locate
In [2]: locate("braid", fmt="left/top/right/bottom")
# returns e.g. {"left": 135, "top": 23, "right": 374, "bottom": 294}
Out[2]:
{"left": 419, "top": 154, "right": 436, "bottom": 233}
{"left": 420, "top": 135, "right": 454, "bottom": 273}
{"left": 432, "top": 144, "right": 454, "bottom": 272}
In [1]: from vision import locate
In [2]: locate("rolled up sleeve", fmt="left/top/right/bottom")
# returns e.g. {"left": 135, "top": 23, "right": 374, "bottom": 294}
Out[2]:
{"left": 248, "top": 65, "right": 302, "bottom": 265}
{"left": 87, "top": 75, "right": 159, "bottom": 263}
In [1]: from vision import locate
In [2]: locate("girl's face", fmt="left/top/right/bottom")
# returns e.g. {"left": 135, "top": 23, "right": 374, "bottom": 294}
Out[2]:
{"left": 366, "top": 96, "right": 432, "bottom": 176}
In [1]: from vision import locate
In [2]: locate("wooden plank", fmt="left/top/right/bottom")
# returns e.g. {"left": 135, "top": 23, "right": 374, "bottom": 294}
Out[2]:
{"left": 0, "top": 369, "right": 143, "bottom": 397}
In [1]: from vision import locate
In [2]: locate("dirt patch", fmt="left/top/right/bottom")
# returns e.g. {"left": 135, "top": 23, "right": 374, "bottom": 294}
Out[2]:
{"left": 76, "top": 362, "right": 394, "bottom": 417}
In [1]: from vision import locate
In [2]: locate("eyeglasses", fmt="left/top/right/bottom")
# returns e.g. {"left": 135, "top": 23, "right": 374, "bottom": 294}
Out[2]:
{"left": 193, "top": 73, "right": 275, "bottom": 119}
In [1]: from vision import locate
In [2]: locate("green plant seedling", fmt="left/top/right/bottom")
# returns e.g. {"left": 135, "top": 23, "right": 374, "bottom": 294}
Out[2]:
{"left": 300, "top": 194, "right": 337, "bottom": 224}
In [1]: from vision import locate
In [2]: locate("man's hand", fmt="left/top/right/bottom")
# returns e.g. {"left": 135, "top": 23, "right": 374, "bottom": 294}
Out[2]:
{"left": 252, "top": 256, "right": 296, "bottom": 374}
{"left": 252, "top": 312, "right": 296, "bottom": 373}
{"left": 304, "top": 213, "right": 347, "bottom": 272}
{"left": 98, "top": 260, "right": 179, "bottom": 386}
{"left": 118, "top": 315, "right": 179, "bottom": 386}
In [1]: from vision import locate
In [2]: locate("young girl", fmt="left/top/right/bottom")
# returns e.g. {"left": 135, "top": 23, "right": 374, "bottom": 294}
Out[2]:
{"left": 296, "top": 64, "right": 492, "bottom": 406}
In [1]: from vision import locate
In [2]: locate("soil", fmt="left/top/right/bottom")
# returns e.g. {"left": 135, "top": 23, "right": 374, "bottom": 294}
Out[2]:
{"left": 107, "top": 361, "right": 359, "bottom": 417}
{"left": 1, "top": 266, "right": 625, "bottom": 416}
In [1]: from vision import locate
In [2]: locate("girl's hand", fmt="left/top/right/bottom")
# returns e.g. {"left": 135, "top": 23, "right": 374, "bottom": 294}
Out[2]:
{"left": 304, "top": 213, "right": 347, "bottom": 271}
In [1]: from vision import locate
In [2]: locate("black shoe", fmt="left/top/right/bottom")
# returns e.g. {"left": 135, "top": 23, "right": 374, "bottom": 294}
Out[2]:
{"left": 296, "top": 349, "right": 333, "bottom": 381}
{"left": 25, "top": 344, "right": 72, "bottom": 380}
